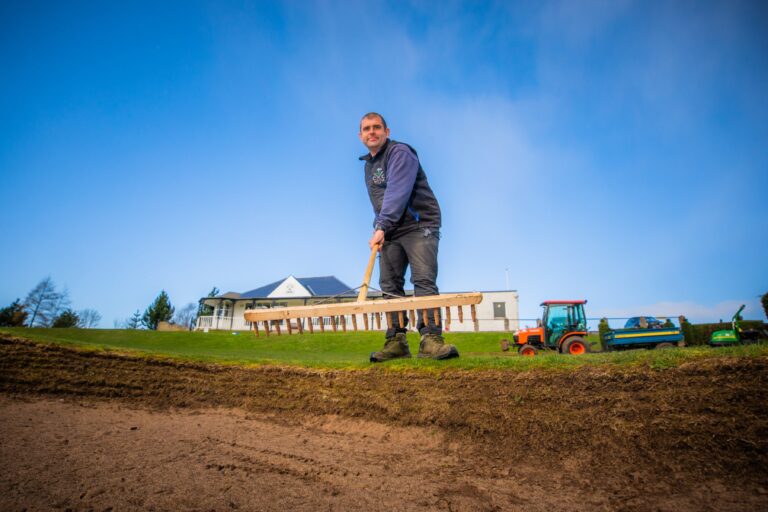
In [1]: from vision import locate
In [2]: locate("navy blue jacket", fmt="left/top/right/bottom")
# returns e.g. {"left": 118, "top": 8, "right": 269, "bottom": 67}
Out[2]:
{"left": 360, "top": 139, "right": 441, "bottom": 239}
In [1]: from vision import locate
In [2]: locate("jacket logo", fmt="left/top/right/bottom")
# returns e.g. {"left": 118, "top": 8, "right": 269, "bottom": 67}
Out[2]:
{"left": 372, "top": 167, "right": 386, "bottom": 185}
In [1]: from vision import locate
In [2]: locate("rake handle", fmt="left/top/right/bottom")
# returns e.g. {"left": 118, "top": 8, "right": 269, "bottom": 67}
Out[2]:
{"left": 357, "top": 244, "right": 380, "bottom": 302}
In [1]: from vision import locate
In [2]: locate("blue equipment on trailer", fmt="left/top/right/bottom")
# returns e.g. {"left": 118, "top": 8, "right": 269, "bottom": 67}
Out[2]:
{"left": 602, "top": 317, "right": 684, "bottom": 350}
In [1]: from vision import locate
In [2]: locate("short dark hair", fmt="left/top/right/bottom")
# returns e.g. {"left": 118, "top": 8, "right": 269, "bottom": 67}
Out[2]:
{"left": 360, "top": 112, "right": 387, "bottom": 130}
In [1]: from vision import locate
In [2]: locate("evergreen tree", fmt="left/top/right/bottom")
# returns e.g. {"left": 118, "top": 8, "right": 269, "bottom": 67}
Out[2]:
{"left": 142, "top": 291, "right": 175, "bottom": 330}
{"left": 197, "top": 287, "right": 220, "bottom": 317}
{"left": 762, "top": 292, "right": 768, "bottom": 321}
{"left": 679, "top": 315, "right": 694, "bottom": 346}
{"left": 597, "top": 317, "right": 610, "bottom": 338}
{"left": 597, "top": 317, "right": 610, "bottom": 351}
{"left": 52, "top": 309, "right": 80, "bottom": 328}
{"left": 126, "top": 310, "right": 142, "bottom": 329}
{"left": 0, "top": 299, "right": 28, "bottom": 327}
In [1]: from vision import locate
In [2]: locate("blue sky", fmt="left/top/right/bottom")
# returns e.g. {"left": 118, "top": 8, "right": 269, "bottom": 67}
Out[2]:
{"left": 1, "top": 0, "right": 766, "bottom": 327}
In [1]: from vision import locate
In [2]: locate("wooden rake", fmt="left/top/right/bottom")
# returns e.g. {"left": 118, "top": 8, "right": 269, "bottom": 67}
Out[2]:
{"left": 243, "top": 246, "right": 483, "bottom": 336}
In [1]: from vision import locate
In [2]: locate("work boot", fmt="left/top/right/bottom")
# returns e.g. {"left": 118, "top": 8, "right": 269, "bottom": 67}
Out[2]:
{"left": 370, "top": 333, "right": 412, "bottom": 362}
{"left": 417, "top": 334, "right": 459, "bottom": 360}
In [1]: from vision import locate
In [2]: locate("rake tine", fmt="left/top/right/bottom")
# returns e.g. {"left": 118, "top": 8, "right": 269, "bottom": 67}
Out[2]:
{"left": 363, "top": 313, "right": 369, "bottom": 330}
{"left": 253, "top": 321, "right": 259, "bottom": 337}
{"left": 458, "top": 305, "right": 464, "bottom": 323}
{"left": 242, "top": 294, "right": 482, "bottom": 332}
{"left": 308, "top": 317, "right": 314, "bottom": 334}
{"left": 375, "top": 312, "right": 381, "bottom": 330}
{"left": 264, "top": 320, "right": 271, "bottom": 337}
{"left": 445, "top": 307, "right": 451, "bottom": 329}
{"left": 471, "top": 304, "right": 477, "bottom": 322}
{"left": 319, "top": 316, "right": 325, "bottom": 332}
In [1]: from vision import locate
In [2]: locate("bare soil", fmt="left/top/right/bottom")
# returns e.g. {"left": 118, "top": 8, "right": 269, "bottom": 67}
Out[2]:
{"left": 1, "top": 336, "right": 767, "bottom": 511}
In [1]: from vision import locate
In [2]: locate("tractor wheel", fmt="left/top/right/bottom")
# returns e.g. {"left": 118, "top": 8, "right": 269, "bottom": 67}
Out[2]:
{"left": 518, "top": 344, "right": 539, "bottom": 357}
{"left": 655, "top": 342, "right": 675, "bottom": 349}
{"left": 561, "top": 337, "right": 590, "bottom": 355}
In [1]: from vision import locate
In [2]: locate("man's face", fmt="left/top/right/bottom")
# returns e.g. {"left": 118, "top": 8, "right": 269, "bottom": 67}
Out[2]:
{"left": 359, "top": 116, "right": 390, "bottom": 155}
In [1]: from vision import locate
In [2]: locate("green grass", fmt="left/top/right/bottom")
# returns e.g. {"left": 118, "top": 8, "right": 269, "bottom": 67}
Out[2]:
{"left": 2, "top": 327, "right": 766, "bottom": 371}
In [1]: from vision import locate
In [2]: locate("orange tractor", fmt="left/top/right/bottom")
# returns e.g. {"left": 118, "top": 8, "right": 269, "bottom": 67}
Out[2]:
{"left": 513, "top": 300, "right": 591, "bottom": 356}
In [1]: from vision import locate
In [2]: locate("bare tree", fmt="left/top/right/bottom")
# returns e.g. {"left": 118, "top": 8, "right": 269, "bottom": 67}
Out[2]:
{"left": 78, "top": 309, "right": 102, "bottom": 328}
{"left": 47, "top": 286, "right": 72, "bottom": 327}
{"left": 24, "top": 277, "right": 63, "bottom": 327}
{"left": 173, "top": 302, "right": 198, "bottom": 329}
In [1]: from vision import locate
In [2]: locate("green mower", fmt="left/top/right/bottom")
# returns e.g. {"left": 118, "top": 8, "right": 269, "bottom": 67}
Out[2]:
{"left": 709, "top": 304, "right": 762, "bottom": 346}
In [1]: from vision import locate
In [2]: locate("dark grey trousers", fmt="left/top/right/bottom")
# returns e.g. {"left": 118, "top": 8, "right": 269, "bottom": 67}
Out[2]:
{"left": 379, "top": 227, "right": 441, "bottom": 337}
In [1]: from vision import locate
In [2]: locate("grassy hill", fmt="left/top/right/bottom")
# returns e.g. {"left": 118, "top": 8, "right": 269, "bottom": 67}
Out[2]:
{"left": 2, "top": 327, "right": 766, "bottom": 370}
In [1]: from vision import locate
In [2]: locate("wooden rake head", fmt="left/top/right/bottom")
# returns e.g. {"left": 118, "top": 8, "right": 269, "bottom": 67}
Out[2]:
{"left": 243, "top": 245, "right": 482, "bottom": 336}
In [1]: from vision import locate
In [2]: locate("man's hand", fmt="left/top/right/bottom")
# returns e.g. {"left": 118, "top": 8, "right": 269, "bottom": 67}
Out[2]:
{"left": 369, "top": 229, "right": 385, "bottom": 250}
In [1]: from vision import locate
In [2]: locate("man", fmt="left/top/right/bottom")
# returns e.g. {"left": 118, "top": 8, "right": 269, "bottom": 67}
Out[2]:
{"left": 358, "top": 112, "right": 459, "bottom": 362}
